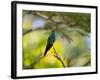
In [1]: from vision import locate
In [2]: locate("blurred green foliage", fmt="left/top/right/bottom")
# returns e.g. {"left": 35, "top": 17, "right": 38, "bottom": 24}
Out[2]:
{"left": 22, "top": 10, "right": 91, "bottom": 69}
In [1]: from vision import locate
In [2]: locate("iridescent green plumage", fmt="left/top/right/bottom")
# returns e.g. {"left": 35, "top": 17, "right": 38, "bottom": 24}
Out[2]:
{"left": 44, "top": 30, "right": 55, "bottom": 57}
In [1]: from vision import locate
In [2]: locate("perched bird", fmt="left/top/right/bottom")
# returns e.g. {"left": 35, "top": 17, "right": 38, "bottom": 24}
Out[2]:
{"left": 44, "top": 30, "right": 56, "bottom": 57}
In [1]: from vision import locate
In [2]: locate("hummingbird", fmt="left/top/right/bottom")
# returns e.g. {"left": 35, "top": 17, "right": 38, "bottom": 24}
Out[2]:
{"left": 44, "top": 30, "right": 56, "bottom": 57}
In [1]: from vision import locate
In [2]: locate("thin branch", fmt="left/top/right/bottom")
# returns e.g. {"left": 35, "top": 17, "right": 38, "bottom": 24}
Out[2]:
{"left": 23, "top": 26, "right": 54, "bottom": 35}
{"left": 53, "top": 45, "right": 66, "bottom": 67}
{"left": 58, "top": 30, "right": 73, "bottom": 43}
{"left": 23, "top": 29, "right": 32, "bottom": 35}
{"left": 34, "top": 12, "right": 49, "bottom": 20}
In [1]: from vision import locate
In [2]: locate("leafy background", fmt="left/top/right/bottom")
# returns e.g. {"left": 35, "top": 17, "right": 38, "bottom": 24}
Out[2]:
{"left": 22, "top": 10, "right": 91, "bottom": 69}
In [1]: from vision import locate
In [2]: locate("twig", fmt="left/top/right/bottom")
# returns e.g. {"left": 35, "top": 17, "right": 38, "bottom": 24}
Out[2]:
{"left": 34, "top": 12, "right": 49, "bottom": 20}
{"left": 58, "top": 30, "right": 73, "bottom": 43}
{"left": 23, "top": 27, "right": 51, "bottom": 35}
{"left": 53, "top": 45, "right": 66, "bottom": 67}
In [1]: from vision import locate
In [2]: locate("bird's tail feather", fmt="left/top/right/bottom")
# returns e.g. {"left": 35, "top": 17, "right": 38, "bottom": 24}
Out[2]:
{"left": 44, "top": 43, "right": 52, "bottom": 57}
{"left": 44, "top": 49, "right": 48, "bottom": 57}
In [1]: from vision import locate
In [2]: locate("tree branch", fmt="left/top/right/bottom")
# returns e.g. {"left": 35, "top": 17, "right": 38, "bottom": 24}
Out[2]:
{"left": 23, "top": 12, "right": 64, "bottom": 35}
{"left": 53, "top": 45, "right": 66, "bottom": 67}
{"left": 23, "top": 27, "right": 50, "bottom": 35}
